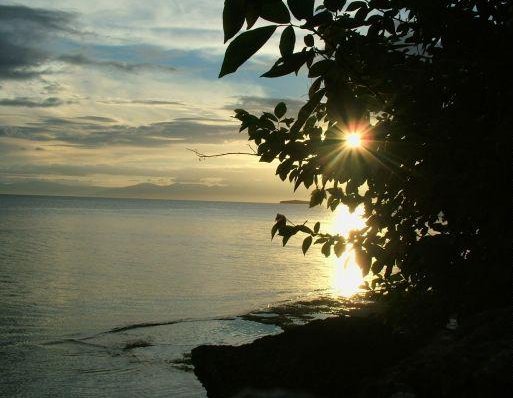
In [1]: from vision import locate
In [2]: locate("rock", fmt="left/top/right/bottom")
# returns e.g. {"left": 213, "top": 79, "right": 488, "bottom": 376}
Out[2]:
{"left": 192, "top": 307, "right": 512, "bottom": 398}
{"left": 192, "top": 315, "right": 411, "bottom": 398}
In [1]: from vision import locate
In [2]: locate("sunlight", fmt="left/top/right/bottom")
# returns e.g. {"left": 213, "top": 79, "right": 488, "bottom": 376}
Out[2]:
{"left": 330, "top": 205, "right": 366, "bottom": 297}
{"left": 346, "top": 132, "right": 362, "bottom": 148}
{"left": 331, "top": 248, "right": 364, "bottom": 297}
{"left": 332, "top": 204, "right": 366, "bottom": 237}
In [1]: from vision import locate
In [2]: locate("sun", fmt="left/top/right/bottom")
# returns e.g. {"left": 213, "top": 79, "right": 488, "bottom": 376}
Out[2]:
{"left": 346, "top": 132, "right": 362, "bottom": 148}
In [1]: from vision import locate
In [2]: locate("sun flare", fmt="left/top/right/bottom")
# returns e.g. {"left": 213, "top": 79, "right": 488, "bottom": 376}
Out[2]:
{"left": 346, "top": 132, "right": 362, "bottom": 148}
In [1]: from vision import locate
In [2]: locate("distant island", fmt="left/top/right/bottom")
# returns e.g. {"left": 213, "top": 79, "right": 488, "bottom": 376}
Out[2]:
{"left": 280, "top": 200, "right": 309, "bottom": 204}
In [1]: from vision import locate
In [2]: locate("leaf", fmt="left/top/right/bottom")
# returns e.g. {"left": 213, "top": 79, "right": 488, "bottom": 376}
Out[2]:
{"left": 302, "top": 235, "right": 313, "bottom": 254}
{"left": 309, "top": 188, "right": 325, "bottom": 207}
{"left": 290, "top": 88, "right": 325, "bottom": 134}
{"left": 334, "top": 239, "right": 345, "bottom": 257}
{"left": 287, "top": 0, "right": 314, "bottom": 20}
{"left": 271, "top": 222, "right": 279, "bottom": 239}
{"left": 301, "top": 10, "right": 332, "bottom": 29}
{"left": 279, "top": 26, "right": 295, "bottom": 57}
{"left": 304, "top": 34, "right": 314, "bottom": 47}
{"left": 276, "top": 158, "right": 293, "bottom": 180}
{"left": 321, "top": 240, "right": 331, "bottom": 257}
{"left": 309, "top": 76, "right": 323, "bottom": 98}
{"left": 346, "top": 1, "right": 366, "bottom": 12}
{"left": 220, "top": 25, "right": 277, "bottom": 78}
{"left": 324, "top": 0, "right": 346, "bottom": 12}
{"left": 261, "top": 51, "right": 310, "bottom": 78}
{"left": 223, "top": 0, "right": 247, "bottom": 43}
{"left": 308, "top": 59, "right": 332, "bottom": 77}
{"left": 383, "top": 17, "right": 395, "bottom": 34}
{"left": 263, "top": 111, "right": 279, "bottom": 122}
{"left": 260, "top": 0, "right": 290, "bottom": 24}
{"left": 245, "top": 1, "right": 260, "bottom": 29}
{"left": 354, "top": 5, "right": 368, "bottom": 22}
{"left": 355, "top": 247, "right": 372, "bottom": 276}
{"left": 274, "top": 102, "right": 287, "bottom": 118}
{"left": 314, "top": 221, "right": 320, "bottom": 234}
{"left": 297, "top": 225, "right": 313, "bottom": 234}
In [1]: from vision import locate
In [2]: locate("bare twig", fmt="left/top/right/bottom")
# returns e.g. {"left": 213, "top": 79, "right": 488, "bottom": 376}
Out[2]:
{"left": 187, "top": 147, "right": 258, "bottom": 160}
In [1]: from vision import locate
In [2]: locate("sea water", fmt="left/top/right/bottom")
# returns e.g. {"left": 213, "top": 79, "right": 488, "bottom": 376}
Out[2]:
{"left": 0, "top": 195, "right": 341, "bottom": 397}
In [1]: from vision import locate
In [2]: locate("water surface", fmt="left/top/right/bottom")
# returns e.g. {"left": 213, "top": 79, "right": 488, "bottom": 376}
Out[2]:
{"left": 0, "top": 195, "right": 340, "bottom": 397}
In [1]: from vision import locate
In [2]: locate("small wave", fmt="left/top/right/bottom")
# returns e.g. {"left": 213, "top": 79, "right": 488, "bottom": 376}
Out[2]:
{"left": 100, "top": 315, "right": 237, "bottom": 336}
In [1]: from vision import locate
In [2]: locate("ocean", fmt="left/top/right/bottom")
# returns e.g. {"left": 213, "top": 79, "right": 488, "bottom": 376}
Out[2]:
{"left": 0, "top": 195, "right": 354, "bottom": 397}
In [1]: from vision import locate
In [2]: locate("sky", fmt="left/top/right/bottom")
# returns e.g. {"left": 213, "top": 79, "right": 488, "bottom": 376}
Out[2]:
{"left": 0, "top": 0, "right": 311, "bottom": 202}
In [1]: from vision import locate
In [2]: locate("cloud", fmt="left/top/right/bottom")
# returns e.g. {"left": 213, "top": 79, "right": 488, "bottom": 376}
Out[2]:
{"left": 0, "top": 5, "right": 75, "bottom": 80}
{"left": 98, "top": 99, "right": 184, "bottom": 106}
{"left": 0, "top": 97, "right": 75, "bottom": 107}
{"left": 0, "top": 116, "right": 240, "bottom": 147}
{"left": 225, "top": 96, "right": 305, "bottom": 115}
{"left": 0, "top": 5, "right": 177, "bottom": 82}
{"left": 75, "top": 116, "right": 118, "bottom": 123}
{"left": 0, "top": 5, "right": 77, "bottom": 34}
{"left": 58, "top": 54, "right": 176, "bottom": 73}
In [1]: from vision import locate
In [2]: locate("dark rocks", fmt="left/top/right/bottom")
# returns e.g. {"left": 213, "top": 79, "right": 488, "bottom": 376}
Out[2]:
{"left": 192, "top": 315, "right": 411, "bottom": 398}
{"left": 191, "top": 307, "right": 512, "bottom": 398}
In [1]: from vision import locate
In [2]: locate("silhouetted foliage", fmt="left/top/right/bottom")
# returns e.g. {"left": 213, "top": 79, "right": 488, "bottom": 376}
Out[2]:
{"left": 219, "top": 0, "right": 511, "bottom": 312}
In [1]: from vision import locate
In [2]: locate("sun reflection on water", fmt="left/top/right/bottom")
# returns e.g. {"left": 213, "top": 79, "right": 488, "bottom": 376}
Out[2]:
{"left": 331, "top": 248, "right": 364, "bottom": 297}
{"left": 329, "top": 205, "right": 366, "bottom": 297}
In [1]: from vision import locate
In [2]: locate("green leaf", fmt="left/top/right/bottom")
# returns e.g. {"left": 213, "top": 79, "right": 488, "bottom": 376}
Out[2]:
{"left": 314, "top": 221, "right": 320, "bottom": 234}
{"left": 279, "top": 26, "right": 295, "bottom": 57}
{"left": 223, "top": 0, "right": 247, "bottom": 43}
{"left": 220, "top": 25, "right": 277, "bottom": 78}
{"left": 260, "top": 0, "right": 290, "bottom": 23}
{"left": 302, "top": 235, "right": 313, "bottom": 255}
{"left": 287, "top": 0, "right": 314, "bottom": 20}
{"left": 274, "top": 102, "right": 287, "bottom": 118}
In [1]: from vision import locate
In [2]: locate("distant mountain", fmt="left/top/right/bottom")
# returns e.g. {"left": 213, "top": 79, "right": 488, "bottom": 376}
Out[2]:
{"left": 0, "top": 179, "right": 311, "bottom": 203}
{"left": 0, "top": 180, "right": 304, "bottom": 203}
{"left": 0, "top": 181, "right": 225, "bottom": 199}
{"left": 280, "top": 200, "right": 309, "bottom": 204}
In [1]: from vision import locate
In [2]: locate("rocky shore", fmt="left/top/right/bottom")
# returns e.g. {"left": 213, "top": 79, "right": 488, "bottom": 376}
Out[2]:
{"left": 191, "top": 302, "right": 511, "bottom": 398}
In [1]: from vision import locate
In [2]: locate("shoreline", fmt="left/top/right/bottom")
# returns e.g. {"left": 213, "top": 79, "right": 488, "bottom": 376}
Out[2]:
{"left": 191, "top": 303, "right": 511, "bottom": 397}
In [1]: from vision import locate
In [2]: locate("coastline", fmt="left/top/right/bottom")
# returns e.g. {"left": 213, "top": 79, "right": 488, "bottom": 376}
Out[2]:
{"left": 191, "top": 301, "right": 511, "bottom": 398}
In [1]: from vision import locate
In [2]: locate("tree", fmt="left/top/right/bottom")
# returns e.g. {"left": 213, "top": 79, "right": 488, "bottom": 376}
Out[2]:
{"left": 218, "top": 0, "right": 511, "bottom": 313}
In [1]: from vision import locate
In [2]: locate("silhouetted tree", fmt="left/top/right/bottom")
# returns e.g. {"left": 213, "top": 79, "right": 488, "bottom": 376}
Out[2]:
{"left": 218, "top": 0, "right": 511, "bottom": 313}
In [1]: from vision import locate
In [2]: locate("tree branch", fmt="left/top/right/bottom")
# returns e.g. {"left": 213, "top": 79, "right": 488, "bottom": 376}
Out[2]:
{"left": 187, "top": 147, "right": 258, "bottom": 160}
